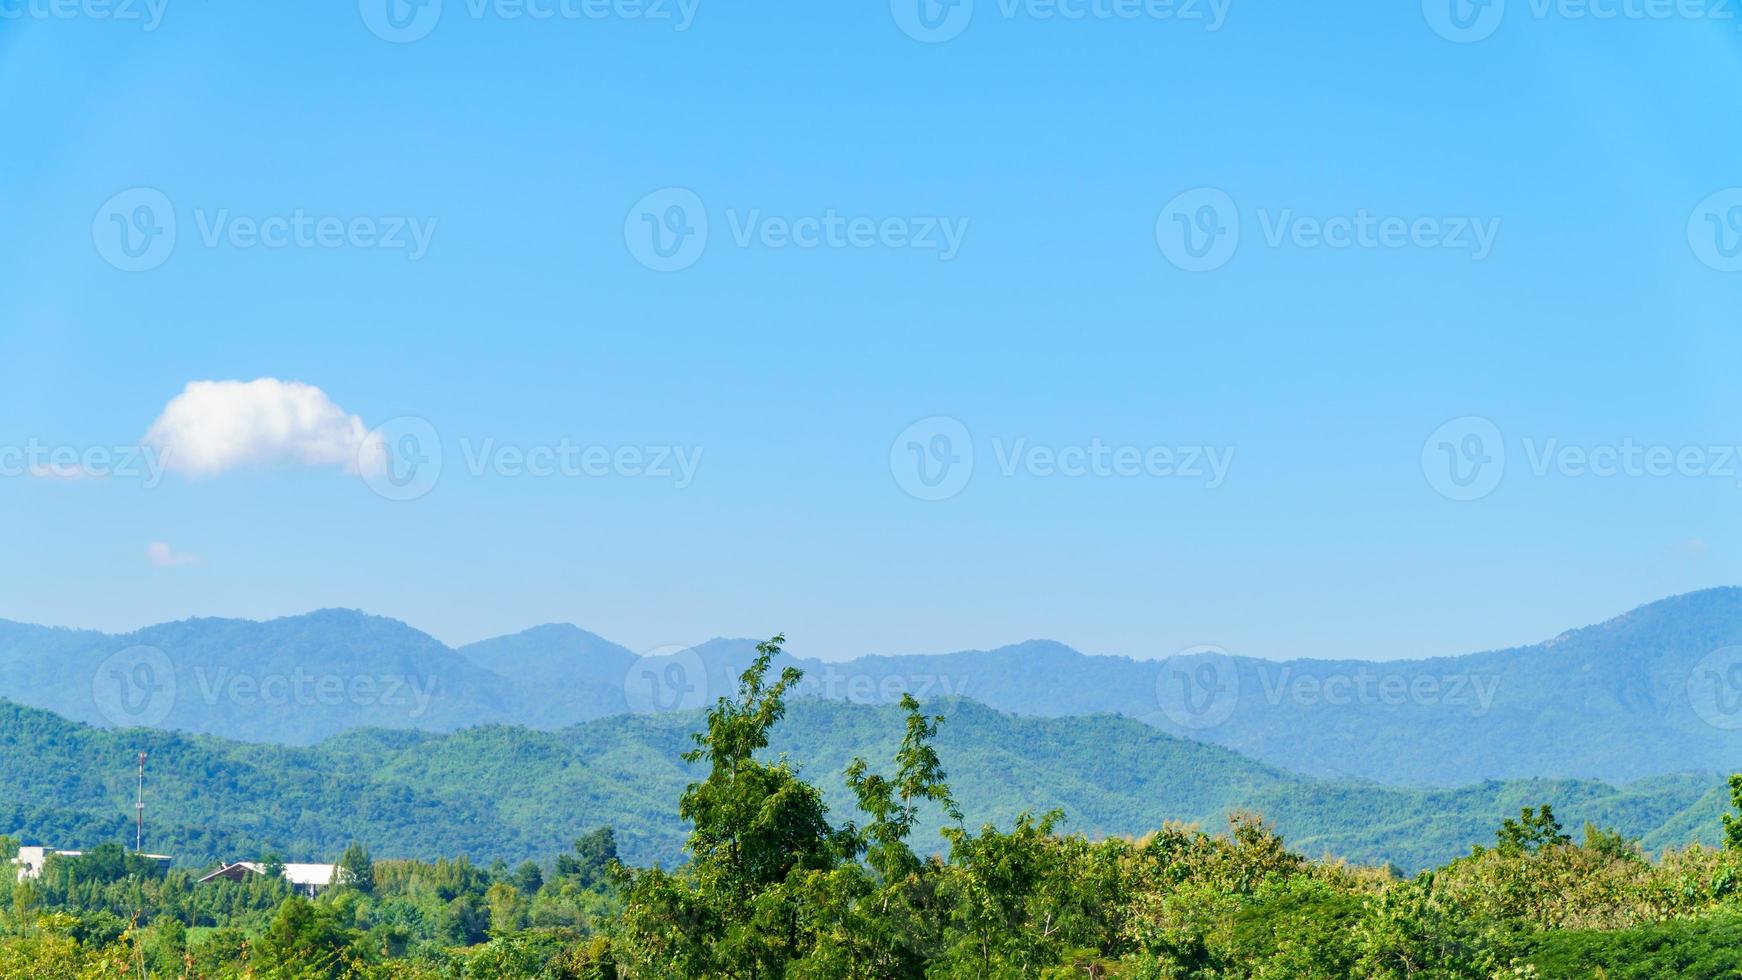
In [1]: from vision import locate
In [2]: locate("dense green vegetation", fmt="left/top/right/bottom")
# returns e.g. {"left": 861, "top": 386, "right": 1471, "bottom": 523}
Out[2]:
{"left": 8, "top": 588, "right": 1742, "bottom": 785}
{"left": 0, "top": 830, "right": 620, "bottom": 977}
{"left": 0, "top": 693, "right": 1728, "bottom": 874}
{"left": 6, "top": 636, "right": 1742, "bottom": 977}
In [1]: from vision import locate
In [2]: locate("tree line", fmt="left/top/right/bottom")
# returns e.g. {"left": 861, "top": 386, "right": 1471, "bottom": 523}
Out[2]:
{"left": 5, "top": 635, "right": 1742, "bottom": 977}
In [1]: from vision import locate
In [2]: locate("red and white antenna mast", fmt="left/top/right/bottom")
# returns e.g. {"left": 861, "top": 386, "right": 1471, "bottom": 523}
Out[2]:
{"left": 135, "top": 751, "right": 147, "bottom": 853}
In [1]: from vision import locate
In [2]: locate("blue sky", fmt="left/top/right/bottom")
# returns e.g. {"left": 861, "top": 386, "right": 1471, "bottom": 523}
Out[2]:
{"left": 2, "top": 1, "right": 1740, "bottom": 662}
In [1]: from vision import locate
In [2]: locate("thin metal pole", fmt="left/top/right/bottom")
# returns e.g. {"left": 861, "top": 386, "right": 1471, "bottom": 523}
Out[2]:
{"left": 135, "top": 752, "right": 146, "bottom": 853}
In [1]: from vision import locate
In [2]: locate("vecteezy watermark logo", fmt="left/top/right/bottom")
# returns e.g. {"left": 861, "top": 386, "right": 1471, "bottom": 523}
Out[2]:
{"left": 1688, "top": 646, "right": 1742, "bottom": 730}
{"left": 192, "top": 209, "right": 438, "bottom": 259}
{"left": 892, "top": 0, "right": 1230, "bottom": 42}
{"left": 0, "top": 0, "right": 168, "bottom": 29}
{"left": 92, "top": 645, "right": 176, "bottom": 727}
{"left": 94, "top": 188, "right": 176, "bottom": 273}
{"left": 1156, "top": 188, "right": 1240, "bottom": 272}
{"left": 891, "top": 0, "right": 974, "bottom": 41}
{"left": 1422, "top": 0, "right": 1505, "bottom": 42}
{"left": 992, "top": 439, "right": 1233, "bottom": 484}
{"left": 1519, "top": 439, "right": 1742, "bottom": 484}
{"left": 358, "top": 416, "right": 444, "bottom": 502}
{"left": 1156, "top": 644, "right": 1239, "bottom": 729}
{"left": 1426, "top": 419, "right": 1742, "bottom": 500}
{"left": 1256, "top": 209, "right": 1499, "bottom": 258}
{"left": 1157, "top": 647, "right": 1498, "bottom": 728}
{"left": 624, "top": 188, "right": 969, "bottom": 271}
{"left": 890, "top": 416, "right": 975, "bottom": 501}
{"left": 458, "top": 439, "right": 703, "bottom": 487}
{"left": 355, "top": 420, "right": 702, "bottom": 502}
{"left": 1, "top": 440, "right": 171, "bottom": 487}
{"left": 1422, "top": 416, "right": 1505, "bottom": 501}
{"left": 623, "top": 644, "right": 710, "bottom": 714}
{"left": 1689, "top": 188, "right": 1742, "bottom": 273}
{"left": 1426, "top": 0, "right": 1741, "bottom": 41}
{"left": 190, "top": 667, "right": 438, "bottom": 716}
{"left": 891, "top": 419, "right": 1234, "bottom": 501}
{"left": 625, "top": 188, "right": 709, "bottom": 272}
{"left": 362, "top": 0, "right": 697, "bottom": 41}
{"left": 360, "top": 0, "right": 443, "bottom": 42}
{"left": 724, "top": 210, "right": 968, "bottom": 259}
{"left": 795, "top": 665, "right": 970, "bottom": 703}
{"left": 1252, "top": 665, "right": 1498, "bottom": 714}
{"left": 94, "top": 190, "right": 438, "bottom": 270}
{"left": 1157, "top": 189, "right": 1502, "bottom": 270}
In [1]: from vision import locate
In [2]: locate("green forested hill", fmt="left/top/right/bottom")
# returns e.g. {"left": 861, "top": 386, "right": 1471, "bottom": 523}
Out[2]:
{"left": 0, "top": 697, "right": 1726, "bottom": 874}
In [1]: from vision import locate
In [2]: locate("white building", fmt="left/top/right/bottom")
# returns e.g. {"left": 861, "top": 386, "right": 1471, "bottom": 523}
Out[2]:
{"left": 12, "top": 846, "right": 172, "bottom": 881}
{"left": 13, "top": 846, "right": 79, "bottom": 880}
{"left": 197, "top": 861, "right": 339, "bottom": 898}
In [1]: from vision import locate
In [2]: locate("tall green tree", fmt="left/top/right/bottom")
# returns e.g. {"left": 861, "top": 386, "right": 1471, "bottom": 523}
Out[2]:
{"left": 257, "top": 895, "right": 356, "bottom": 978}
{"left": 337, "top": 841, "right": 375, "bottom": 894}
{"left": 556, "top": 827, "right": 619, "bottom": 891}
{"left": 1494, "top": 805, "right": 1570, "bottom": 855}
{"left": 1723, "top": 774, "right": 1742, "bottom": 853}
{"left": 618, "top": 634, "right": 853, "bottom": 977}
{"left": 793, "top": 696, "right": 964, "bottom": 978}
{"left": 846, "top": 694, "right": 962, "bottom": 882}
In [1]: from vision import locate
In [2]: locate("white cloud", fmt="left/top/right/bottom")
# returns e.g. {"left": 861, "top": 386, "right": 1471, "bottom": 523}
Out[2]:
{"left": 147, "top": 541, "right": 200, "bottom": 567}
{"left": 144, "top": 379, "right": 375, "bottom": 476}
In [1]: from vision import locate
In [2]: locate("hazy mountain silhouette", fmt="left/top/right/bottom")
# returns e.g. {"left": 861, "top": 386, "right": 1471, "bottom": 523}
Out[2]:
{"left": 4, "top": 589, "right": 1741, "bottom": 784}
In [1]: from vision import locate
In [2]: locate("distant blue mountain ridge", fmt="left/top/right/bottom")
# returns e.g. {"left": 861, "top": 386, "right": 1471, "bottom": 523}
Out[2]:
{"left": 4, "top": 588, "right": 1742, "bottom": 786}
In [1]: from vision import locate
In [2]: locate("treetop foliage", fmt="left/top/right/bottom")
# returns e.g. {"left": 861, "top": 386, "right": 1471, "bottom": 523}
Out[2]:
{"left": 4, "top": 635, "right": 1742, "bottom": 977}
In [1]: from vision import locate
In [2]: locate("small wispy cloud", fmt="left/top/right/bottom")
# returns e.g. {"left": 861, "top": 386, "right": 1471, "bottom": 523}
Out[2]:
{"left": 147, "top": 541, "right": 201, "bottom": 568}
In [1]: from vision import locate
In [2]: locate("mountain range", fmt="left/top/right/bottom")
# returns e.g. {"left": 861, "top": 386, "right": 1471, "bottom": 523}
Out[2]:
{"left": 0, "top": 696, "right": 1729, "bottom": 874}
{"left": 4, "top": 588, "right": 1742, "bottom": 785}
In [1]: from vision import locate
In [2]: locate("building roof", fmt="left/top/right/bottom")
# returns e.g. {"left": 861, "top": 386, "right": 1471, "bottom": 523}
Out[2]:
{"left": 198, "top": 861, "right": 337, "bottom": 887}
{"left": 274, "top": 863, "right": 338, "bottom": 887}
